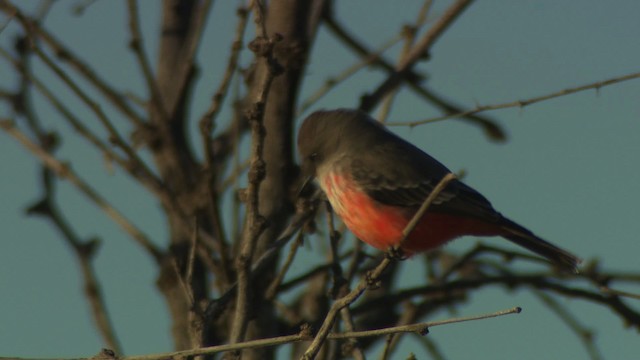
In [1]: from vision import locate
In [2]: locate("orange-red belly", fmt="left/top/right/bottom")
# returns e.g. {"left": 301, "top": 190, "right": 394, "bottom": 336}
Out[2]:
{"left": 320, "top": 172, "right": 500, "bottom": 255}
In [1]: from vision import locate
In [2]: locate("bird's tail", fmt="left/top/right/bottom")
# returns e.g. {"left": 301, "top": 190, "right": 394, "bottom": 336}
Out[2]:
{"left": 500, "top": 217, "right": 582, "bottom": 273}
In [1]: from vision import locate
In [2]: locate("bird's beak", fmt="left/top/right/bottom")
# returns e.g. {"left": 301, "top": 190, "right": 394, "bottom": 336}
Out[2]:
{"left": 297, "top": 174, "right": 315, "bottom": 198}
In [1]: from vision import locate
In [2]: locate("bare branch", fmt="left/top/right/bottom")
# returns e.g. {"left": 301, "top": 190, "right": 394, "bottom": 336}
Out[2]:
{"left": 126, "top": 0, "right": 167, "bottom": 119}
{"left": 330, "top": 306, "right": 522, "bottom": 340}
{"left": 377, "top": 0, "right": 433, "bottom": 122}
{"left": 265, "top": 232, "right": 304, "bottom": 300}
{"left": 600, "top": 286, "right": 640, "bottom": 301}
{"left": 41, "top": 204, "right": 123, "bottom": 353}
{"left": 159, "top": 0, "right": 214, "bottom": 119}
{"left": 0, "top": 47, "right": 168, "bottom": 199}
{"left": 323, "top": 1, "right": 505, "bottom": 141}
{"left": 230, "top": 1, "right": 282, "bottom": 343}
{"left": 354, "top": 272, "right": 640, "bottom": 330}
{"left": 8, "top": 34, "right": 123, "bottom": 351}
{"left": 297, "top": 33, "right": 404, "bottom": 116}
{"left": 199, "top": 6, "right": 249, "bottom": 156}
{"left": 360, "top": 0, "right": 474, "bottom": 112}
{"left": 25, "top": 41, "right": 161, "bottom": 195}
{"left": 0, "top": 0, "right": 146, "bottom": 125}
{"left": 534, "top": 291, "right": 602, "bottom": 360}
{"left": 0, "top": 119, "right": 162, "bottom": 261}
{"left": 196, "top": 6, "right": 250, "bottom": 275}
{"left": 0, "top": 307, "right": 519, "bottom": 360}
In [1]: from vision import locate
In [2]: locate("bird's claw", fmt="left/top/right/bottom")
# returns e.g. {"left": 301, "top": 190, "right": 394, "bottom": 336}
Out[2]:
{"left": 386, "top": 246, "right": 407, "bottom": 261}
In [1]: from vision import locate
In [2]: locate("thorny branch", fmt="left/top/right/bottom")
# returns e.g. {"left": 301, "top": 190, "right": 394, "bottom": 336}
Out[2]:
{"left": 390, "top": 71, "right": 640, "bottom": 127}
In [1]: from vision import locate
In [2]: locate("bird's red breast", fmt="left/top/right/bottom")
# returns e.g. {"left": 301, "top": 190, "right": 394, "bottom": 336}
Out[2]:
{"left": 320, "top": 171, "right": 502, "bottom": 255}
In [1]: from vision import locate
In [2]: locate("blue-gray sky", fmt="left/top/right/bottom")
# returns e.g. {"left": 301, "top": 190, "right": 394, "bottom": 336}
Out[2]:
{"left": 1, "top": 1, "right": 639, "bottom": 358}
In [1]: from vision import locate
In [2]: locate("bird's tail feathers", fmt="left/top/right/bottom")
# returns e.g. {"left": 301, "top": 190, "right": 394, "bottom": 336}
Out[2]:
{"left": 500, "top": 218, "right": 581, "bottom": 273}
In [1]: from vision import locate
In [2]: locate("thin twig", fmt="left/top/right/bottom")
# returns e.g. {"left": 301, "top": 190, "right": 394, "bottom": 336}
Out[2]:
{"left": 390, "top": 71, "right": 640, "bottom": 127}
{"left": 332, "top": 306, "right": 522, "bottom": 339}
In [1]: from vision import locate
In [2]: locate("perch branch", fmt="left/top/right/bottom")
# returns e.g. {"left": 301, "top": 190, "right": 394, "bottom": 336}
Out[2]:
{"left": 301, "top": 173, "right": 457, "bottom": 359}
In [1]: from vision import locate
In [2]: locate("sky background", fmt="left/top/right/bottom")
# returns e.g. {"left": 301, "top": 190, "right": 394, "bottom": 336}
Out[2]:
{"left": 1, "top": 1, "right": 639, "bottom": 359}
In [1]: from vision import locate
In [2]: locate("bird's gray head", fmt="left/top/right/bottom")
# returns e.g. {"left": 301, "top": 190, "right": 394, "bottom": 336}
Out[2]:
{"left": 297, "top": 109, "right": 382, "bottom": 177}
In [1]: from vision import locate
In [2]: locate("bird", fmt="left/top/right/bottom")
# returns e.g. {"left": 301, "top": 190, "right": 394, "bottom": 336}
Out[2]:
{"left": 297, "top": 109, "right": 581, "bottom": 272}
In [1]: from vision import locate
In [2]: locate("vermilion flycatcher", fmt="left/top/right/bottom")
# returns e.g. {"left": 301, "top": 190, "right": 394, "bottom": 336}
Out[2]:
{"left": 298, "top": 109, "right": 580, "bottom": 271}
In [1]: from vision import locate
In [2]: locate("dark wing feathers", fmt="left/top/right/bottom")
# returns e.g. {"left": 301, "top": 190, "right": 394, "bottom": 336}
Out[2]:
{"left": 349, "top": 134, "right": 501, "bottom": 223}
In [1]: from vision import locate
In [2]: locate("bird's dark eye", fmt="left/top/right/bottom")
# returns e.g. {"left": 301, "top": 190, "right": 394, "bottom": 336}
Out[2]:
{"left": 309, "top": 152, "right": 318, "bottom": 161}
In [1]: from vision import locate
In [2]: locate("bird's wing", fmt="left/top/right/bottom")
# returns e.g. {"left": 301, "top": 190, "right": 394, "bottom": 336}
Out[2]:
{"left": 349, "top": 138, "right": 501, "bottom": 222}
